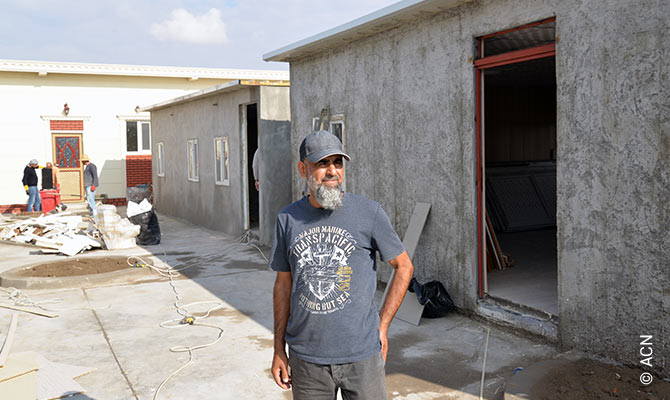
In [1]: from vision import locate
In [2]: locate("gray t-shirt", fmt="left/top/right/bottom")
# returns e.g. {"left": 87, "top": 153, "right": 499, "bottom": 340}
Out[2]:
{"left": 270, "top": 192, "right": 405, "bottom": 364}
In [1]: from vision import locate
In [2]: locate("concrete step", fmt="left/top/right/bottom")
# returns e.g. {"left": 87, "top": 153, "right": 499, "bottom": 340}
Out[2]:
{"left": 476, "top": 295, "right": 558, "bottom": 342}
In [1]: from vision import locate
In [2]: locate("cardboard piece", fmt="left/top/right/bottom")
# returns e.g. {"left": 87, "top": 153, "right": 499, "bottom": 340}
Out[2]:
{"left": 381, "top": 202, "right": 431, "bottom": 326}
{"left": 0, "top": 352, "right": 39, "bottom": 400}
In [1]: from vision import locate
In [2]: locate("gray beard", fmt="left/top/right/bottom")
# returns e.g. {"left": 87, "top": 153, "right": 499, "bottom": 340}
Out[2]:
{"left": 307, "top": 176, "right": 343, "bottom": 210}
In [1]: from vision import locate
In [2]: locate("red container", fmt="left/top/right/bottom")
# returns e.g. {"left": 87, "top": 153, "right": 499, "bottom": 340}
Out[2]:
{"left": 40, "top": 189, "right": 60, "bottom": 214}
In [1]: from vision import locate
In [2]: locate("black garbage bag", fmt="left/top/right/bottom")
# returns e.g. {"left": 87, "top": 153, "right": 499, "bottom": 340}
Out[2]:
{"left": 129, "top": 209, "right": 161, "bottom": 245}
{"left": 408, "top": 277, "right": 455, "bottom": 318}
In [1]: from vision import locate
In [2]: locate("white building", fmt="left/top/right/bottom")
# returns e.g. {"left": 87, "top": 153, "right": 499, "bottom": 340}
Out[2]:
{"left": 0, "top": 59, "right": 288, "bottom": 212}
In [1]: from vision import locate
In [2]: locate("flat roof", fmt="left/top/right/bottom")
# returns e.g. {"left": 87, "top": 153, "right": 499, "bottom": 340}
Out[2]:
{"left": 263, "top": 0, "right": 470, "bottom": 62}
{"left": 0, "top": 59, "right": 289, "bottom": 81}
{"left": 140, "top": 79, "right": 289, "bottom": 112}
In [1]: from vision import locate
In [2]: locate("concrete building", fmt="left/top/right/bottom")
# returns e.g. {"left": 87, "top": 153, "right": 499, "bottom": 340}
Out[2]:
{"left": 141, "top": 81, "right": 292, "bottom": 246}
{"left": 0, "top": 59, "right": 288, "bottom": 212}
{"left": 264, "top": 0, "right": 668, "bottom": 375}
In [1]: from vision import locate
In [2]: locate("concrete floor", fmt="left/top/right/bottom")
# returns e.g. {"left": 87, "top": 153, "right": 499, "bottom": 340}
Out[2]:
{"left": 486, "top": 229, "right": 558, "bottom": 315}
{"left": 0, "top": 211, "right": 559, "bottom": 399}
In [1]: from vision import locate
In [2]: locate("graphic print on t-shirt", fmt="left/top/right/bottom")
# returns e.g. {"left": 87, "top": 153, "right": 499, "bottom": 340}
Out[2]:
{"left": 293, "top": 225, "right": 357, "bottom": 314}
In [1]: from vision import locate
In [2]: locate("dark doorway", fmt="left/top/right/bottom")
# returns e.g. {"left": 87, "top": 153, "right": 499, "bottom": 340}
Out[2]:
{"left": 246, "top": 103, "right": 259, "bottom": 229}
{"left": 475, "top": 18, "right": 558, "bottom": 315}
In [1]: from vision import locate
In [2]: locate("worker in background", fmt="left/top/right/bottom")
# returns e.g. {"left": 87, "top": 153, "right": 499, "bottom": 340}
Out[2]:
{"left": 22, "top": 159, "right": 41, "bottom": 212}
{"left": 270, "top": 130, "right": 414, "bottom": 399}
{"left": 81, "top": 154, "right": 99, "bottom": 216}
{"left": 45, "top": 162, "right": 66, "bottom": 211}
{"left": 46, "top": 162, "right": 60, "bottom": 190}
{"left": 252, "top": 148, "right": 260, "bottom": 191}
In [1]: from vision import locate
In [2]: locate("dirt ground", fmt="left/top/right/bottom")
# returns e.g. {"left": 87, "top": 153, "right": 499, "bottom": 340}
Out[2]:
{"left": 15, "top": 256, "right": 133, "bottom": 277}
{"left": 532, "top": 359, "right": 670, "bottom": 399}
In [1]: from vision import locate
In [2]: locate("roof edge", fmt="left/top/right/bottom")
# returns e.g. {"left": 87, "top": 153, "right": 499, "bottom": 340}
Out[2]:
{"left": 140, "top": 79, "right": 289, "bottom": 112}
{"left": 263, "top": 0, "right": 470, "bottom": 63}
{"left": 0, "top": 59, "right": 289, "bottom": 80}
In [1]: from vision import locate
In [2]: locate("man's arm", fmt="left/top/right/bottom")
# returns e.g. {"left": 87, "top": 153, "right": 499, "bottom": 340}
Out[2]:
{"left": 272, "top": 271, "right": 292, "bottom": 389}
{"left": 379, "top": 250, "right": 414, "bottom": 361}
{"left": 91, "top": 164, "right": 99, "bottom": 188}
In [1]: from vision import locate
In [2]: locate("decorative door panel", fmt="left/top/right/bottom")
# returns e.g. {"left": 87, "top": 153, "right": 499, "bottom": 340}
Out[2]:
{"left": 52, "top": 134, "right": 84, "bottom": 202}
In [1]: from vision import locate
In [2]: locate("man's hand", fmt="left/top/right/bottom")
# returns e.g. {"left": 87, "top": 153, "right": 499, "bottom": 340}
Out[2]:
{"left": 272, "top": 351, "right": 291, "bottom": 389}
{"left": 378, "top": 250, "right": 414, "bottom": 363}
{"left": 91, "top": 185, "right": 96, "bottom": 192}
{"left": 273, "top": 271, "right": 292, "bottom": 390}
{"left": 379, "top": 328, "right": 389, "bottom": 362}
{"left": 255, "top": 180, "right": 259, "bottom": 191}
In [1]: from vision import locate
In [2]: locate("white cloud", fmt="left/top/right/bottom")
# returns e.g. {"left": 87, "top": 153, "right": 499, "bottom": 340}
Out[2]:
{"left": 150, "top": 8, "right": 228, "bottom": 45}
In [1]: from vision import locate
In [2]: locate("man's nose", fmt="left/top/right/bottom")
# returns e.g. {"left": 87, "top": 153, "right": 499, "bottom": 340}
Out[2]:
{"left": 326, "top": 162, "right": 337, "bottom": 176}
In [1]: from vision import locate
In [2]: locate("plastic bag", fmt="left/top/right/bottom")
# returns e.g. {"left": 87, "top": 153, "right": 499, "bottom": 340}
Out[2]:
{"left": 129, "top": 209, "right": 161, "bottom": 245}
{"left": 408, "top": 277, "right": 455, "bottom": 318}
{"left": 126, "top": 184, "right": 152, "bottom": 204}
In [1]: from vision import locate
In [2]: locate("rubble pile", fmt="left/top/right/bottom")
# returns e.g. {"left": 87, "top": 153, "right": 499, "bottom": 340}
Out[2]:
{"left": 0, "top": 205, "right": 140, "bottom": 256}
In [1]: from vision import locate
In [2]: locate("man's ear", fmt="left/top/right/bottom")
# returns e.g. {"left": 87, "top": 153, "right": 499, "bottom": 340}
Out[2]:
{"left": 298, "top": 161, "right": 307, "bottom": 179}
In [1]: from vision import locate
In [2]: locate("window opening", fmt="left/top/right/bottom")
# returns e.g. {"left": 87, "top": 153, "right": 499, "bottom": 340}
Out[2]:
{"left": 187, "top": 139, "right": 198, "bottom": 181}
{"left": 126, "top": 121, "right": 151, "bottom": 153}
{"left": 157, "top": 142, "right": 165, "bottom": 177}
{"left": 215, "top": 137, "right": 230, "bottom": 185}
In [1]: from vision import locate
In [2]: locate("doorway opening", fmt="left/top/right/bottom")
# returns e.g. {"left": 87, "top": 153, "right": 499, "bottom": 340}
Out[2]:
{"left": 245, "top": 103, "right": 259, "bottom": 229}
{"left": 52, "top": 132, "right": 84, "bottom": 203}
{"left": 475, "top": 18, "right": 557, "bottom": 315}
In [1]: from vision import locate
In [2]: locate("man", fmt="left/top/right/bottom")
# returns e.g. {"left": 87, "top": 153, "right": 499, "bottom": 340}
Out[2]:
{"left": 82, "top": 154, "right": 99, "bottom": 216}
{"left": 44, "top": 162, "right": 66, "bottom": 211}
{"left": 45, "top": 162, "right": 60, "bottom": 190}
{"left": 252, "top": 148, "right": 260, "bottom": 191}
{"left": 22, "top": 159, "right": 41, "bottom": 212}
{"left": 270, "top": 130, "right": 414, "bottom": 399}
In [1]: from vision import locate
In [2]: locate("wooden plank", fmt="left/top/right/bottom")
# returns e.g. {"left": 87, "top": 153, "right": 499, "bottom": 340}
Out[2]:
{"left": 403, "top": 203, "right": 431, "bottom": 260}
{"left": 486, "top": 212, "right": 507, "bottom": 270}
{"left": 381, "top": 202, "right": 431, "bottom": 326}
{"left": 0, "top": 304, "right": 59, "bottom": 318}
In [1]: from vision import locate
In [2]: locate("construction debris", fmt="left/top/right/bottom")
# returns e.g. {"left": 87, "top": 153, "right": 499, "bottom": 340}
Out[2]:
{"left": 95, "top": 205, "right": 140, "bottom": 250}
{"left": 0, "top": 206, "right": 139, "bottom": 255}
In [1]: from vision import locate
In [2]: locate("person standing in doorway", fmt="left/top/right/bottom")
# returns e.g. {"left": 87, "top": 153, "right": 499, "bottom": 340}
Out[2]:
{"left": 270, "top": 130, "right": 414, "bottom": 399}
{"left": 82, "top": 154, "right": 98, "bottom": 216}
{"left": 22, "top": 159, "right": 41, "bottom": 212}
{"left": 252, "top": 148, "right": 260, "bottom": 191}
{"left": 45, "top": 162, "right": 66, "bottom": 211}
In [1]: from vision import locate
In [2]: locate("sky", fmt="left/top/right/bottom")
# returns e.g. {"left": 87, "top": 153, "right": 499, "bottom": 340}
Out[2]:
{"left": 0, "top": 0, "right": 400, "bottom": 71}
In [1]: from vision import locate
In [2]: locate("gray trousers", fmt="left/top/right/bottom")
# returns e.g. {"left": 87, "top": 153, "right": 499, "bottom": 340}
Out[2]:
{"left": 289, "top": 350, "right": 387, "bottom": 400}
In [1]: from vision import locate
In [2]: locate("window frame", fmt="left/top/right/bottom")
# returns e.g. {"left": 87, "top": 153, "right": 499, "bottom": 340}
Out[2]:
{"left": 214, "top": 136, "right": 230, "bottom": 186}
{"left": 187, "top": 139, "right": 199, "bottom": 182}
{"left": 156, "top": 142, "right": 165, "bottom": 177}
{"left": 125, "top": 120, "right": 152, "bottom": 155}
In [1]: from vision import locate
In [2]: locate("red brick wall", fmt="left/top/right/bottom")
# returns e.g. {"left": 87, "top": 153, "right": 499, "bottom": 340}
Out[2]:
{"left": 50, "top": 120, "right": 84, "bottom": 131}
{"left": 104, "top": 197, "right": 127, "bottom": 206}
{"left": 126, "top": 155, "right": 152, "bottom": 187}
{"left": 0, "top": 204, "right": 27, "bottom": 214}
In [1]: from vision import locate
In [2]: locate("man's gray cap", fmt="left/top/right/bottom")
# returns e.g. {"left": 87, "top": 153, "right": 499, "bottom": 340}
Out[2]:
{"left": 299, "top": 130, "right": 350, "bottom": 162}
{"left": 29, "top": 159, "right": 38, "bottom": 165}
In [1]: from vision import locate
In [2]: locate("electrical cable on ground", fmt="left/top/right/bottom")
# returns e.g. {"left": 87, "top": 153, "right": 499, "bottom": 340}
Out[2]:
{"left": 0, "top": 286, "right": 110, "bottom": 313}
{"left": 127, "top": 230, "right": 268, "bottom": 400}
{"left": 479, "top": 327, "right": 491, "bottom": 400}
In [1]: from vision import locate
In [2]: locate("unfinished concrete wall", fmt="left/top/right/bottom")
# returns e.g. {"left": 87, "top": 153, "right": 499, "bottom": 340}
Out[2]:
{"left": 151, "top": 87, "right": 258, "bottom": 235}
{"left": 556, "top": 0, "right": 668, "bottom": 377}
{"left": 287, "top": 0, "right": 668, "bottom": 375}
{"left": 258, "top": 86, "right": 292, "bottom": 246}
